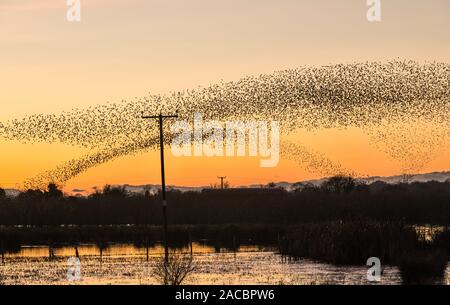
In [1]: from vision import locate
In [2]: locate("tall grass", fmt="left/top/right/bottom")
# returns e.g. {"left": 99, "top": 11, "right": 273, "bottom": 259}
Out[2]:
{"left": 280, "top": 221, "right": 450, "bottom": 284}
{"left": 279, "top": 220, "right": 417, "bottom": 265}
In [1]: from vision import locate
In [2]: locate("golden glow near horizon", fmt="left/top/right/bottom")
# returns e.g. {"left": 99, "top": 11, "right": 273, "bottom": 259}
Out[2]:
{"left": 1, "top": 0, "right": 450, "bottom": 192}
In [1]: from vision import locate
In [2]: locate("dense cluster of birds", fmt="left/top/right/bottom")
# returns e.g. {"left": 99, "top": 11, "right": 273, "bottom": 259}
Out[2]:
{"left": 280, "top": 140, "right": 357, "bottom": 178}
{"left": 0, "top": 60, "right": 449, "bottom": 189}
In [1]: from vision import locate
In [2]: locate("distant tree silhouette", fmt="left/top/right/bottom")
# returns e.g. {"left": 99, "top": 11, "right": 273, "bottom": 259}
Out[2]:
{"left": 401, "top": 174, "right": 414, "bottom": 184}
{"left": 292, "top": 182, "right": 316, "bottom": 192}
{"left": 2, "top": 180, "right": 450, "bottom": 226}
{"left": 267, "top": 182, "right": 277, "bottom": 188}
{"left": 209, "top": 183, "right": 219, "bottom": 189}
{"left": 143, "top": 186, "right": 152, "bottom": 198}
{"left": 0, "top": 188, "right": 5, "bottom": 200}
{"left": 209, "top": 181, "right": 230, "bottom": 189}
{"left": 17, "top": 189, "right": 44, "bottom": 201}
{"left": 102, "top": 185, "right": 128, "bottom": 197}
{"left": 45, "top": 183, "right": 63, "bottom": 199}
{"left": 321, "top": 176, "right": 356, "bottom": 193}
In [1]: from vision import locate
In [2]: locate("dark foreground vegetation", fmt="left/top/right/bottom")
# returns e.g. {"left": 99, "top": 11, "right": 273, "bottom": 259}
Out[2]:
{"left": 280, "top": 221, "right": 450, "bottom": 284}
{"left": 1, "top": 176, "right": 450, "bottom": 284}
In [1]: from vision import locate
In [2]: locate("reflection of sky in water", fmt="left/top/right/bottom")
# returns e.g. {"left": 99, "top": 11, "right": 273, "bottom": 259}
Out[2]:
{"left": 0, "top": 243, "right": 412, "bottom": 285}
{"left": 414, "top": 226, "right": 445, "bottom": 242}
{"left": 7, "top": 243, "right": 265, "bottom": 258}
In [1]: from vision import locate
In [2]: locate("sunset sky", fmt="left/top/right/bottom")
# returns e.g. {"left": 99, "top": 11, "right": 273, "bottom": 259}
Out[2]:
{"left": 1, "top": 0, "right": 449, "bottom": 193}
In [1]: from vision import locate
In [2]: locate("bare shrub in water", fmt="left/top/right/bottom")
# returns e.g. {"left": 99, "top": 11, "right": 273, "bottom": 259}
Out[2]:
{"left": 152, "top": 251, "right": 198, "bottom": 285}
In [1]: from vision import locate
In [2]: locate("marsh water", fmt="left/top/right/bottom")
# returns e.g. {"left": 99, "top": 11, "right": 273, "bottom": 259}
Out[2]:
{"left": 1, "top": 242, "right": 443, "bottom": 285}
{"left": 1, "top": 225, "right": 449, "bottom": 285}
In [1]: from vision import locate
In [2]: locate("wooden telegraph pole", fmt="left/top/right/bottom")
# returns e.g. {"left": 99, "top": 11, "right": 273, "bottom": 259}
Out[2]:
{"left": 141, "top": 112, "right": 178, "bottom": 264}
{"left": 217, "top": 176, "right": 227, "bottom": 190}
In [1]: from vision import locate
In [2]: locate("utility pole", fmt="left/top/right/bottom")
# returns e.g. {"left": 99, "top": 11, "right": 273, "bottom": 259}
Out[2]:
{"left": 217, "top": 176, "right": 227, "bottom": 190}
{"left": 142, "top": 112, "right": 178, "bottom": 264}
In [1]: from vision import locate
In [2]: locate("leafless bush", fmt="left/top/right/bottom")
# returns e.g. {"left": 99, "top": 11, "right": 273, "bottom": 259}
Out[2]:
{"left": 152, "top": 251, "right": 198, "bottom": 285}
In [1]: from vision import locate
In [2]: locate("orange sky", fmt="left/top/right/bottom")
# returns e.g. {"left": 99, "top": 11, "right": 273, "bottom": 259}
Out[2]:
{"left": 0, "top": 0, "right": 449, "bottom": 192}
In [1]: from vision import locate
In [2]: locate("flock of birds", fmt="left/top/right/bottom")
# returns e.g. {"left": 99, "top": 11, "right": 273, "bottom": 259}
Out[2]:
{"left": 0, "top": 60, "right": 449, "bottom": 189}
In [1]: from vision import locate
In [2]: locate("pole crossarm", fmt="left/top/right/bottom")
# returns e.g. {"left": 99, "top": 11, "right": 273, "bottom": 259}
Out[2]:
{"left": 142, "top": 114, "right": 179, "bottom": 119}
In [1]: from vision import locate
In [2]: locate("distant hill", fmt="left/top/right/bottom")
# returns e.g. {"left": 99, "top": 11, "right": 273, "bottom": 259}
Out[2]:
{"left": 280, "top": 171, "right": 450, "bottom": 190}
{"left": 117, "top": 171, "right": 450, "bottom": 194}
{"left": 362, "top": 171, "right": 450, "bottom": 184}
{"left": 4, "top": 189, "right": 21, "bottom": 197}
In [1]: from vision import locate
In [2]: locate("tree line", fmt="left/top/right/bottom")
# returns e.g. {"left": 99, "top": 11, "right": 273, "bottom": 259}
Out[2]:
{"left": 1, "top": 176, "right": 450, "bottom": 226}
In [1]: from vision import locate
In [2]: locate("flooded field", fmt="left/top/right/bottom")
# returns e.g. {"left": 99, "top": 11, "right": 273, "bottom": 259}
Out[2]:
{"left": 0, "top": 243, "right": 423, "bottom": 285}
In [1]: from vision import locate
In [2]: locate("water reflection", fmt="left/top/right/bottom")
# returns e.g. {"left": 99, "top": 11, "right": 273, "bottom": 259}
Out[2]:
{"left": 414, "top": 225, "right": 445, "bottom": 242}
{"left": 0, "top": 243, "right": 408, "bottom": 285}
{"left": 7, "top": 243, "right": 266, "bottom": 258}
